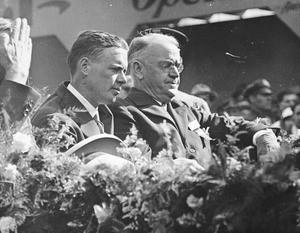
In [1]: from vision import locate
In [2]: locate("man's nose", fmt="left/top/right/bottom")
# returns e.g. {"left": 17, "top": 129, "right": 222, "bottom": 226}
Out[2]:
{"left": 169, "top": 66, "right": 180, "bottom": 77}
{"left": 117, "top": 73, "right": 127, "bottom": 84}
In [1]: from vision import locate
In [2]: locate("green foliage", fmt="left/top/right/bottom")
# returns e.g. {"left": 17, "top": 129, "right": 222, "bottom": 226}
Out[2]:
{"left": 1, "top": 118, "right": 300, "bottom": 233}
{"left": 0, "top": 118, "right": 84, "bottom": 233}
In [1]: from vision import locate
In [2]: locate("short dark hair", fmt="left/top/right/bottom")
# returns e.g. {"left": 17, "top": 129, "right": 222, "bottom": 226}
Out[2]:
{"left": 277, "top": 89, "right": 297, "bottom": 103}
{"left": 243, "top": 79, "right": 272, "bottom": 100}
{"left": 67, "top": 30, "right": 128, "bottom": 76}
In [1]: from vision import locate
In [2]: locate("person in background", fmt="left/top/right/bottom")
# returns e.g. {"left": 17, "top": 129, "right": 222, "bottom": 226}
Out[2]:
{"left": 217, "top": 83, "right": 258, "bottom": 121}
{"left": 289, "top": 85, "right": 300, "bottom": 99}
{"left": 272, "top": 107, "right": 300, "bottom": 137}
{"left": 0, "top": 17, "right": 40, "bottom": 128}
{"left": 275, "top": 89, "right": 299, "bottom": 120}
{"left": 293, "top": 101, "right": 300, "bottom": 132}
{"left": 31, "top": 30, "right": 128, "bottom": 144}
{"left": 242, "top": 79, "right": 275, "bottom": 125}
{"left": 173, "top": 89, "right": 211, "bottom": 113}
{"left": 191, "top": 83, "right": 218, "bottom": 112}
{"left": 109, "top": 30, "right": 279, "bottom": 169}
{"left": 277, "top": 90, "right": 299, "bottom": 112}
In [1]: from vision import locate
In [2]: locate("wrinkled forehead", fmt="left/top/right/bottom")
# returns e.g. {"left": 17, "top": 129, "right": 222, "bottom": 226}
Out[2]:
{"left": 143, "top": 41, "right": 181, "bottom": 61}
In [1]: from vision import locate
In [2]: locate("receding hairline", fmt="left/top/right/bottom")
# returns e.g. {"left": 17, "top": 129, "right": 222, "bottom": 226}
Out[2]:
{"left": 128, "top": 33, "right": 180, "bottom": 61}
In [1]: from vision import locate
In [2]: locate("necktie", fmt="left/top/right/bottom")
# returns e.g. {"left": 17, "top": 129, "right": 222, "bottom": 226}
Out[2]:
{"left": 93, "top": 113, "right": 105, "bottom": 134}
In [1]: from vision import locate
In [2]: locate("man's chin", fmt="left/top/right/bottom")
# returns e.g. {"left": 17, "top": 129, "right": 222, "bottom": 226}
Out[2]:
{"left": 111, "top": 96, "right": 118, "bottom": 103}
{"left": 99, "top": 96, "right": 117, "bottom": 105}
{"left": 169, "top": 88, "right": 179, "bottom": 98}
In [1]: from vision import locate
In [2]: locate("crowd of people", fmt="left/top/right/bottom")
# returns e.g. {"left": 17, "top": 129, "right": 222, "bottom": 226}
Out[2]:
{"left": 3, "top": 17, "right": 295, "bottom": 170}
{"left": 190, "top": 78, "right": 300, "bottom": 137}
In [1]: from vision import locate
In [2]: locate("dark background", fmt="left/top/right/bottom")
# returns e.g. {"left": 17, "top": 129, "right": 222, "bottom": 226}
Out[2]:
{"left": 177, "top": 15, "right": 300, "bottom": 102}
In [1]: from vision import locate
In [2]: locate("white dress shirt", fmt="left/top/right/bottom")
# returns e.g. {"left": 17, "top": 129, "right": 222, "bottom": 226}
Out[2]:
{"left": 67, "top": 83, "right": 104, "bottom": 136}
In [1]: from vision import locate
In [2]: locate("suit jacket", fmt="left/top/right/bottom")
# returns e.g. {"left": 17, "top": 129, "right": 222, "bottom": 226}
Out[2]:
{"left": 174, "top": 90, "right": 211, "bottom": 113}
{"left": 31, "top": 81, "right": 114, "bottom": 144}
{"left": 109, "top": 88, "right": 267, "bottom": 169}
{"left": 0, "top": 80, "right": 40, "bottom": 128}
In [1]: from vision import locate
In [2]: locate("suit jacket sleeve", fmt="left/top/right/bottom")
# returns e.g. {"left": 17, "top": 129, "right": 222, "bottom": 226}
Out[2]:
{"left": 0, "top": 80, "right": 40, "bottom": 128}
{"left": 31, "top": 103, "right": 86, "bottom": 146}
{"left": 191, "top": 106, "right": 267, "bottom": 147}
{"left": 108, "top": 100, "right": 137, "bottom": 141}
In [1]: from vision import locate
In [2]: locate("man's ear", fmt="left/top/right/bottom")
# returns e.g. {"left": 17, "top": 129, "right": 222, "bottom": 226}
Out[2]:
{"left": 132, "top": 61, "right": 144, "bottom": 80}
{"left": 79, "top": 57, "right": 91, "bottom": 76}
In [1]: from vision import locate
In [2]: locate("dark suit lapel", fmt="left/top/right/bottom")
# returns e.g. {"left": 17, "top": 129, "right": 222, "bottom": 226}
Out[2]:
{"left": 98, "top": 104, "right": 114, "bottom": 134}
{"left": 126, "top": 88, "right": 176, "bottom": 126}
{"left": 167, "top": 101, "right": 188, "bottom": 140}
{"left": 55, "top": 82, "right": 102, "bottom": 137}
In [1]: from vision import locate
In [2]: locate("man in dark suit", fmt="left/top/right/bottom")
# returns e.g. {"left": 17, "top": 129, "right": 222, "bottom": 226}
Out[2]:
{"left": 109, "top": 30, "right": 279, "bottom": 169}
{"left": 31, "top": 30, "right": 128, "bottom": 145}
{"left": 0, "top": 17, "right": 40, "bottom": 128}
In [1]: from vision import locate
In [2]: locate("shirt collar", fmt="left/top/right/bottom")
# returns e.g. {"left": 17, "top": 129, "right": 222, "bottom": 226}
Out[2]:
{"left": 67, "top": 83, "right": 98, "bottom": 118}
{"left": 153, "top": 98, "right": 168, "bottom": 110}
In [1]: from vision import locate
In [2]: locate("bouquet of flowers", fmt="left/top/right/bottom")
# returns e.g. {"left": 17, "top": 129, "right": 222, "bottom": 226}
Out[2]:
{"left": 0, "top": 116, "right": 300, "bottom": 233}
{"left": 0, "top": 116, "right": 85, "bottom": 233}
{"left": 89, "top": 125, "right": 300, "bottom": 233}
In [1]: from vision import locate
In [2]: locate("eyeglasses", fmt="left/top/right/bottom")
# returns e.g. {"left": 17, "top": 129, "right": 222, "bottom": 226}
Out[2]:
{"left": 156, "top": 60, "right": 184, "bottom": 74}
{"left": 137, "top": 59, "right": 184, "bottom": 74}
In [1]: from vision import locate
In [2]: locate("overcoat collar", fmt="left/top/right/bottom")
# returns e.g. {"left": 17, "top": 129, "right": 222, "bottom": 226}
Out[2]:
{"left": 126, "top": 88, "right": 189, "bottom": 140}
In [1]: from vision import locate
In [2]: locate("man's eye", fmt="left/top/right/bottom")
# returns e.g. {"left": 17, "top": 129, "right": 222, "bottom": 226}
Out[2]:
{"left": 161, "top": 61, "right": 173, "bottom": 68}
{"left": 112, "top": 67, "right": 127, "bottom": 74}
{"left": 112, "top": 67, "right": 121, "bottom": 72}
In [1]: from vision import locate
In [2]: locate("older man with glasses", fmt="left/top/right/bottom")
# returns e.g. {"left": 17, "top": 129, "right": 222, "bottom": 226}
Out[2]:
{"left": 109, "top": 30, "right": 279, "bottom": 169}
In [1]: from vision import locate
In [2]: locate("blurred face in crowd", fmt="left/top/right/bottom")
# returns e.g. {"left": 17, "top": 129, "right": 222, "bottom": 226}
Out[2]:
{"left": 195, "top": 93, "right": 213, "bottom": 107}
{"left": 84, "top": 47, "right": 128, "bottom": 105}
{"left": 282, "top": 117, "right": 295, "bottom": 134}
{"left": 294, "top": 104, "right": 300, "bottom": 128}
{"left": 249, "top": 87, "right": 273, "bottom": 110}
{"left": 139, "top": 40, "right": 182, "bottom": 103}
{"left": 279, "top": 93, "right": 298, "bottom": 111}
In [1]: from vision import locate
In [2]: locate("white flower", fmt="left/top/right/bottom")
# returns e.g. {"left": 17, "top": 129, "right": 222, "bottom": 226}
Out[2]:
{"left": 93, "top": 204, "right": 109, "bottom": 224}
{"left": 3, "top": 164, "right": 20, "bottom": 182}
{"left": 186, "top": 194, "right": 203, "bottom": 209}
{"left": 0, "top": 217, "right": 16, "bottom": 233}
{"left": 11, "top": 132, "right": 33, "bottom": 153}
{"left": 226, "top": 157, "right": 242, "bottom": 171}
